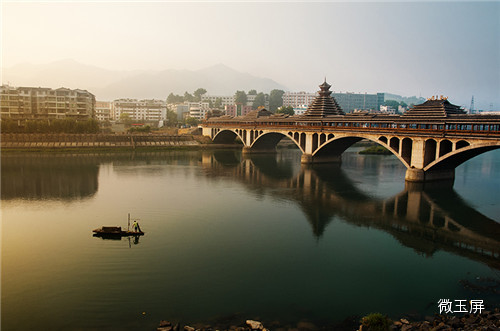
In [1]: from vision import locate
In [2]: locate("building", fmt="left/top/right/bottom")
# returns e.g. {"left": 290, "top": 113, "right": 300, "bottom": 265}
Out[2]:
{"left": 112, "top": 99, "right": 166, "bottom": 122}
{"left": 175, "top": 104, "right": 190, "bottom": 121}
{"left": 332, "top": 92, "right": 384, "bottom": 112}
{"left": 282, "top": 91, "right": 318, "bottom": 108}
{"left": 95, "top": 101, "right": 111, "bottom": 121}
{"left": 282, "top": 89, "right": 384, "bottom": 113}
{"left": 0, "top": 85, "right": 95, "bottom": 120}
{"left": 380, "top": 105, "right": 397, "bottom": 114}
{"left": 292, "top": 106, "right": 309, "bottom": 116}
{"left": 225, "top": 104, "right": 253, "bottom": 117}
{"left": 201, "top": 95, "right": 235, "bottom": 107}
{"left": 186, "top": 101, "right": 210, "bottom": 120}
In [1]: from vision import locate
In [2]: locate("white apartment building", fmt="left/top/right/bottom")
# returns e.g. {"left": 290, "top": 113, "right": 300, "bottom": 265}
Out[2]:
{"left": 201, "top": 95, "right": 235, "bottom": 107}
{"left": 112, "top": 99, "right": 166, "bottom": 121}
{"left": 282, "top": 91, "right": 318, "bottom": 108}
{"left": 187, "top": 102, "right": 210, "bottom": 120}
{"left": 95, "top": 101, "right": 111, "bottom": 121}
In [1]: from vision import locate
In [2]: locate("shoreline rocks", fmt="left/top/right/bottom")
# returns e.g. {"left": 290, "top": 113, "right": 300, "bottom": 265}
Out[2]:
{"left": 156, "top": 308, "right": 499, "bottom": 331}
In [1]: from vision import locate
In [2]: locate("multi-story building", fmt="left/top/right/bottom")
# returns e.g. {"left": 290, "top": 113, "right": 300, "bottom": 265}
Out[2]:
{"left": 112, "top": 99, "right": 166, "bottom": 122}
{"left": 201, "top": 95, "right": 235, "bottom": 107}
{"left": 332, "top": 92, "right": 384, "bottom": 112}
{"left": 95, "top": 101, "right": 111, "bottom": 122}
{"left": 282, "top": 91, "right": 318, "bottom": 108}
{"left": 175, "top": 104, "right": 190, "bottom": 121}
{"left": 187, "top": 102, "right": 210, "bottom": 120}
{"left": 282, "top": 90, "right": 384, "bottom": 113}
{"left": 0, "top": 85, "right": 95, "bottom": 120}
{"left": 225, "top": 104, "right": 253, "bottom": 117}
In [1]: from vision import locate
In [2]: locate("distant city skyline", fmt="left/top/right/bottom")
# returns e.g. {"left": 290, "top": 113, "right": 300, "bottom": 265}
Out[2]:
{"left": 2, "top": 1, "right": 499, "bottom": 110}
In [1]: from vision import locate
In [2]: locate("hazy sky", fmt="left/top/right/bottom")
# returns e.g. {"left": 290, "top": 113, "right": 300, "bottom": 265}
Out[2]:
{"left": 1, "top": 1, "right": 499, "bottom": 109}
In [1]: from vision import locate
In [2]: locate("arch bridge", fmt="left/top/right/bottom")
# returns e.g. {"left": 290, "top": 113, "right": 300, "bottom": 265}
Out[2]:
{"left": 202, "top": 110, "right": 500, "bottom": 183}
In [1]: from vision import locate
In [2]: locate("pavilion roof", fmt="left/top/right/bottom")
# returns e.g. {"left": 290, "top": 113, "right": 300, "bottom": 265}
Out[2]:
{"left": 404, "top": 97, "right": 466, "bottom": 117}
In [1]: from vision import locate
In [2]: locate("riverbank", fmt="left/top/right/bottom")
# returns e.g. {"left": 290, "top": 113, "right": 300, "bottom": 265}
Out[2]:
{"left": 0, "top": 133, "right": 245, "bottom": 153}
{"left": 155, "top": 308, "right": 500, "bottom": 331}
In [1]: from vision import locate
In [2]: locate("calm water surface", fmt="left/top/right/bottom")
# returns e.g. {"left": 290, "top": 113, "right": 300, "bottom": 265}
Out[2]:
{"left": 2, "top": 148, "right": 500, "bottom": 330}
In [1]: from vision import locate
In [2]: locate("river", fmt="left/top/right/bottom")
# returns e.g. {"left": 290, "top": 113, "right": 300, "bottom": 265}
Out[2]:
{"left": 2, "top": 147, "right": 499, "bottom": 330}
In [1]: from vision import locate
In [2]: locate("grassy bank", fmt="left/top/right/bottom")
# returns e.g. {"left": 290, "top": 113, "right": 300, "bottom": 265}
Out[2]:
{"left": 0, "top": 143, "right": 243, "bottom": 154}
{"left": 359, "top": 145, "right": 392, "bottom": 155}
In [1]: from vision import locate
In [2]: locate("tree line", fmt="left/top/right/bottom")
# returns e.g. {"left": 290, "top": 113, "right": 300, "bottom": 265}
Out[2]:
{"left": 167, "top": 87, "right": 286, "bottom": 112}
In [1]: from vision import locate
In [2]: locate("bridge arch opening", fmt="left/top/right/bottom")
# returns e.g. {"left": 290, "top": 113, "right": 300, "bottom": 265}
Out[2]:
{"left": 426, "top": 145, "right": 500, "bottom": 172}
{"left": 320, "top": 133, "right": 326, "bottom": 145}
{"left": 212, "top": 129, "right": 240, "bottom": 144}
{"left": 456, "top": 140, "right": 470, "bottom": 150}
{"left": 300, "top": 133, "right": 306, "bottom": 151}
{"left": 249, "top": 131, "right": 302, "bottom": 153}
{"left": 312, "top": 136, "right": 363, "bottom": 162}
{"left": 439, "top": 140, "right": 453, "bottom": 157}
{"left": 401, "top": 138, "right": 413, "bottom": 165}
{"left": 312, "top": 133, "right": 319, "bottom": 152}
{"left": 379, "top": 136, "right": 388, "bottom": 144}
{"left": 390, "top": 137, "right": 400, "bottom": 153}
{"left": 424, "top": 139, "right": 437, "bottom": 167}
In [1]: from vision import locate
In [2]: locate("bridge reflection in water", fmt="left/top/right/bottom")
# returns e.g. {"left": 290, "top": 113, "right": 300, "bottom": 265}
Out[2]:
{"left": 2, "top": 151, "right": 498, "bottom": 269}
{"left": 203, "top": 150, "right": 500, "bottom": 270}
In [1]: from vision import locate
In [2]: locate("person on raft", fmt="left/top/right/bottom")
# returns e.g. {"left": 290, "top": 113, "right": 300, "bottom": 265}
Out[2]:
{"left": 132, "top": 220, "right": 141, "bottom": 232}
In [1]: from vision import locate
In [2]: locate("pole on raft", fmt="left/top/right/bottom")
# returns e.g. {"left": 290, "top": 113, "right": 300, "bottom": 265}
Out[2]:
{"left": 128, "top": 213, "right": 130, "bottom": 231}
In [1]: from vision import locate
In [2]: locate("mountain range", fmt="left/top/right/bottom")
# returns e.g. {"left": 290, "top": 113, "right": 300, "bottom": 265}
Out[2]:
{"left": 1, "top": 59, "right": 288, "bottom": 101}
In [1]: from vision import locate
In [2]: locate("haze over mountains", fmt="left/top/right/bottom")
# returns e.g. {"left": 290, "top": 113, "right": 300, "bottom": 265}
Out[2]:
{"left": 1, "top": 59, "right": 288, "bottom": 101}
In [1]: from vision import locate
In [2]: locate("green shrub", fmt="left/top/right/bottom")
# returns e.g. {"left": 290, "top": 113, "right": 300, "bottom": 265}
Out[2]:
{"left": 360, "top": 313, "right": 391, "bottom": 331}
{"left": 359, "top": 145, "right": 392, "bottom": 155}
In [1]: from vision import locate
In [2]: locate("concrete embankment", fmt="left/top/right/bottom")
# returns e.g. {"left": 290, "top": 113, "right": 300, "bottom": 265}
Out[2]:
{"left": 1, "top": 133, "right": 205, "bottom": 150}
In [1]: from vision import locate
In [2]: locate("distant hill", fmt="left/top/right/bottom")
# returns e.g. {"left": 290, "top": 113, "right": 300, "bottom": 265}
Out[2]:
{"left": 1, "top": 60, "right": 288, "bottom": 101}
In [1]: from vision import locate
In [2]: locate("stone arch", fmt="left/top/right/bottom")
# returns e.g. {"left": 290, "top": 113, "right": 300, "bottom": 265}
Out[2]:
{"left": 250, "top": 131, "right": 302, "bottom": 153}
{"left": 425, "top": 144, "right": 500, "bottom": 172}
{"left": 212, "top": 129, "right": 241, "bottom": 144}
{"left": 312, "top": 135, "right": 410, "bottom": 167}
{"left": 379, "top": 136, "right": 388, "bottom": 144}
{"left": 327, "top": 134, "right": 334, "bottom": 140}
{"left": 390, "top": 137, "right": 400, "bottom": 153}
{"left": 424, "top": 139, "right": 437, "bottom": 167}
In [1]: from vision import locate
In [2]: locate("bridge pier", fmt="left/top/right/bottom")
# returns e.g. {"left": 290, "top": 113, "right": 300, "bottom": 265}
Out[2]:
{"left": 242, "top": 146, "right": 277, "bottom": 154}
{"left": 301, "top": 153, "right": 342, "bottom": 164}
{"left": 405, "top": 168, "right": 455, "bottom": 182}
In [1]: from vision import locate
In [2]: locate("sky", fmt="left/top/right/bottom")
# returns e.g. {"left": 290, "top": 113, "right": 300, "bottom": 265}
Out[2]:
{"left": 1, "top": 1, "right": 499, "bottom": 110}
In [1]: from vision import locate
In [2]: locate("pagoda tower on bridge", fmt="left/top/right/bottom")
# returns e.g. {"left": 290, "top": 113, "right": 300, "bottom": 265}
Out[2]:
{"left": 304, "top": 80, "right": 344, "bottom": 117}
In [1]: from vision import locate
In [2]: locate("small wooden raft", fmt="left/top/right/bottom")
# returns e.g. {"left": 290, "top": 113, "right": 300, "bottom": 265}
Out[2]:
{"left": 93, "top": 226, "right": 144, "bottom": 237}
